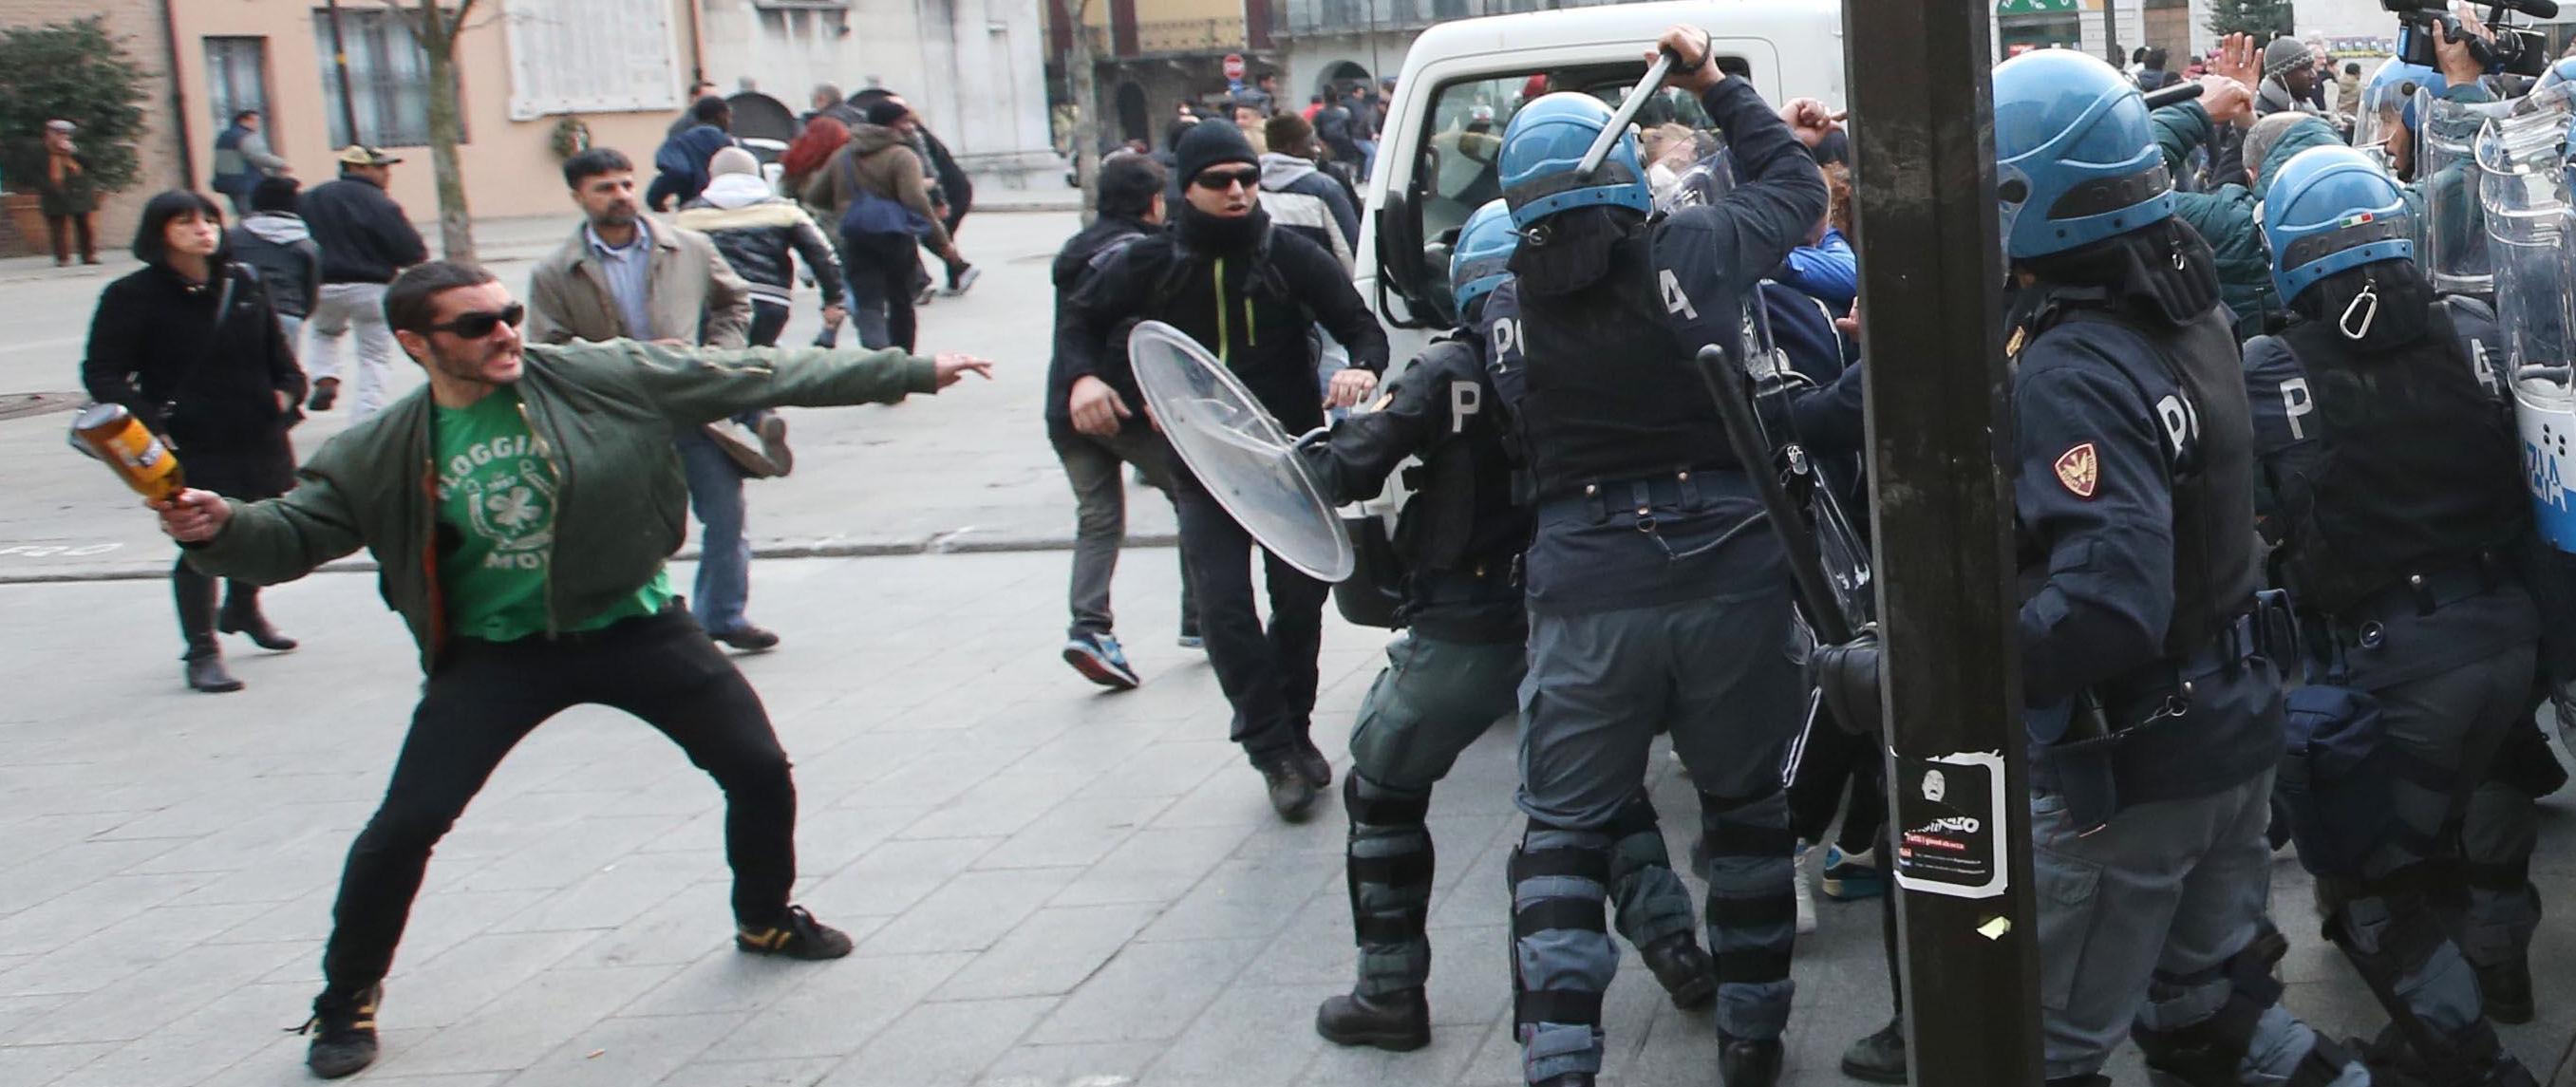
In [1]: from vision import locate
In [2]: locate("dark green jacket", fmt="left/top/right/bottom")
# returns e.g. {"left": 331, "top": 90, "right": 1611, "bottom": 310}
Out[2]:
{"left": 185, "top": 340, "right": 941, "bottom": 671}
{"left": 2151, "top": 103, "right": 2343, "bottom": 339}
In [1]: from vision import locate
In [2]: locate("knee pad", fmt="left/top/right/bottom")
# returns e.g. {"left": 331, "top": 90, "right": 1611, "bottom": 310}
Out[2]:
{"left": 1695, "top": 791, "right": 1796, "bottom": 988}
{"left": 2133, "top": 924, "right": 2294, "bottom": 1085}
{"left": 1605, "top": 792, "right": 1678, "bottom": 873}
{"left": 1510, "top": 822, "right": 1612, "bottom": 1032}
{"left": 1345, "top": 774, "right": 1436, "bottom": 948}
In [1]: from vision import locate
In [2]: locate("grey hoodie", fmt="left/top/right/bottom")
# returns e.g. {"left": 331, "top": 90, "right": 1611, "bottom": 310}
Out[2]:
{"left": 227, "top": 213, "right": 321, "bottom": 318}
{"left": 1257, "top": 152, "right": 1359, "bottom": 252}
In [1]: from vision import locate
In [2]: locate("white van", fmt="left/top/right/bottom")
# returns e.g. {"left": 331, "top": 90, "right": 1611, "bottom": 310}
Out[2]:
{"left": 1333, "top": 0, "right": 1847, "bottom": 625}
{"left": 1357, "top": 0, "right": 1848, "bottom": 351}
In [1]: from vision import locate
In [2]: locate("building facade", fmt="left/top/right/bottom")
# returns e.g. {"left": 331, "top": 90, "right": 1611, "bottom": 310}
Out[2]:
{"left": 694, "top": 0, "right": 1061, "bottom": 187}
{"left": 0, "top": 0, "right": 189, "bottom": 258}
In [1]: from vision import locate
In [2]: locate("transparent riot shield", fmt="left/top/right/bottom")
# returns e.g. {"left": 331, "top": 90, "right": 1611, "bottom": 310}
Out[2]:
{"left": 1126, "top": 321, "right": 1356, "bottom": 582}
{"left": 2421, "top": 92, "right": 2519, "bottom": 295}
{"left": 2479, "top": 105, "right": 2576, "bottom": 548}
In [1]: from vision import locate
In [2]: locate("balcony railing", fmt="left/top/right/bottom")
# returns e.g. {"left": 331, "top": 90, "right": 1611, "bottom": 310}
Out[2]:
{"left": 1268, "top": 0, "right": 1615, "bottom": 38}
{"left": 1081, "top": 18, "right": 1248, "bottom": 58}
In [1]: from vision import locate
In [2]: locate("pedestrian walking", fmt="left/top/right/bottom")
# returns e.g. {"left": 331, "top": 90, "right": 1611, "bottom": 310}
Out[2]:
{"left": 676, "top": 146, "right": 848, "bottom": 350}
{"left": 800, "top": 99, "right": 962, "bottom": 353}
{"left": 300, "top": 145, "right": 427, "bottom": 417}
{"left": 210, "top": 110, "right": 291, "bottom": 216}
{"left": 649, "top": 96, "right": 737, "bottom": 212}
{"left": 228, "top": 177, "right": 322, "bottom": 348}
{"left": 1055, "top": 121, "right": 1389, "bottom": 820}
{"left": 33, "top": 120, "right": 98, "bottom": 267}
{"left": 152, "top": 258, "right": 991, "bottom": 1080}
{"left": 528, "top": 147, "right": 790, "bottom": 652}
{"left": 1048, "top": 153, "right": 1196, "bottom": 688}
{"left": 668, "top": 79, "right": 721, "bottom": 140}
{"left": 85, "top": 191, "right": 306, "bottom": 692}
{"left": 850, "top": 89, "right": 980, "bottom": 297}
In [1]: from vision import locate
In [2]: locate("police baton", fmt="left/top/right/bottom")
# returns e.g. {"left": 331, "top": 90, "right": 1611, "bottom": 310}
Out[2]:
{"left": 1577, "top": 47, "right": 1680, "bottom": 178}
{"left": 1692, "top": 345, "right": 1859, "bottom": 648}
{"left": 2139, "top": 81, "right": 2206, "bottom": 109}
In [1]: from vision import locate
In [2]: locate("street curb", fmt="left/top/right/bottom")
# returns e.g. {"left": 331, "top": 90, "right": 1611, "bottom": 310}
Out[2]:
{"left": 0, "top": 531, "right": 1177, "bottom": 587}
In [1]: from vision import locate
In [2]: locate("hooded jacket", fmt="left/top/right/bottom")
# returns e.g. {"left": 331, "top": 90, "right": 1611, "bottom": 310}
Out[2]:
{"left": 799, "top": 123, "right": 954, "bottom": 252}
{"left": 1056, "top": 205, "right": 1389, "bottom": 435}
{"left": 1045, "top": 213, "right": 1158, "bottom": 428}
{"left": 649, "top": 124, "right": 737, "bottom": 211}
{"left": 2151, "top": 103, "right": 2342, "bottom": 338}
{"left": 1257, "top": 153, "right": 1356, "bottom": 269}
{"left": 675, "top": 173, "right": 847, "bottom": 310}
{"left": 228, "top": 212, "right": 322, "bottom": 318}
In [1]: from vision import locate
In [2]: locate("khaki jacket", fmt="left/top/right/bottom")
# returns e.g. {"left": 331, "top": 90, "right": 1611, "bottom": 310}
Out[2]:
{"left": 799, "top": 123, "right": 955, "bottom": 253}
{"left": 525, "top": 217, "right": 755, "bottom": 347}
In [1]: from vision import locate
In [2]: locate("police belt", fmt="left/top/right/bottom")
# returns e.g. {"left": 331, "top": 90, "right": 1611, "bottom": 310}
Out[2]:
{"left": 1537, "top": 467, "right": 1745, "bottom": 524}
{"left": 2041, "top": 593, "right": 2292, "bottom": 835}
{"left": 2315, "top": 554, "right": 2505, "bottom": 655}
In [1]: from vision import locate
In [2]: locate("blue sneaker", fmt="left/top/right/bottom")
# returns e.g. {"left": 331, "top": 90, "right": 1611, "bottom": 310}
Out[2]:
{"left": 1820, "top": 844, "right": 1886, "bottom": 901}
{"left": 1063, "top": 632, "right": 1141, "bottom": 690}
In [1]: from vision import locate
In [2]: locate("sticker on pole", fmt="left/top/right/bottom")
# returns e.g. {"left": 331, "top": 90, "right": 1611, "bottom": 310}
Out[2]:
{"left": 1891, "top": 750, "right": 2009, "bottom": 899}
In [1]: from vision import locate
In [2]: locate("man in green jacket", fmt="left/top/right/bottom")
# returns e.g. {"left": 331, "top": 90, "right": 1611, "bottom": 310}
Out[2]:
{"left": 155, "top": 260, "right": 992, "bottom": 1080}
{"left": 2152, "top": 80, "right": 2346, "bottom": 340}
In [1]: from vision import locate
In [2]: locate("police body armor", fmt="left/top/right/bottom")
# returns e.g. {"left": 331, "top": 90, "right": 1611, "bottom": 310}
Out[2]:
{"left": 1381, "top": 335, "right": 1531, "bottom": 642}
{"left": 2267, "top": 305, "right": 2528, "bottom": 618}
{"left": 1510, "top": 212, "right": 1734, "bottom": 497}
{"left": 2017, "top": 286, "right": 2268, "bottom": 829}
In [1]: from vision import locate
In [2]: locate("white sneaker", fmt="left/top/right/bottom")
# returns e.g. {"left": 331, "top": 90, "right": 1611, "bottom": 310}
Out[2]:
{"left": 1793, "top": 841, "right": 1818, "bottom": 935}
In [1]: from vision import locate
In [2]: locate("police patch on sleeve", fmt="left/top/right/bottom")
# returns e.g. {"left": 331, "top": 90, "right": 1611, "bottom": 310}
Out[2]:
{"left": 2053, "top": 442, "right": 2099, "bottom": 499}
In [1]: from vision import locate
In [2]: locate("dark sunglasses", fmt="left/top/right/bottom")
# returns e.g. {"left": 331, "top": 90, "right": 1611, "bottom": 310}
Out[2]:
{"left": 428, "top": 303, "right": 525, "bottom": 340}
{"left": 1193, "top": 168, "right": 1261, "bottom": 192}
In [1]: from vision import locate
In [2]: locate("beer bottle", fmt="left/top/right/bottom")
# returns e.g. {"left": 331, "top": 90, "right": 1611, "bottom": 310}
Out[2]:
{"left": 68, "top": 403, "right": 184, "bottom": 504}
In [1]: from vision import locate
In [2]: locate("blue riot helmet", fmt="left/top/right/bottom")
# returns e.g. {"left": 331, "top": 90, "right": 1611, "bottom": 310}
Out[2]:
{"left": 2261, "top": 145, "right": 2414, "bottom": 302}
{"left": 1497, "top": 91, "right": 1653, "bottom": 229}
{"left": 1450, "top": 198, "right": 1519, "bottom": 317}
{"left": 1991, "top": 49, "right": 2173, "bottom": 260}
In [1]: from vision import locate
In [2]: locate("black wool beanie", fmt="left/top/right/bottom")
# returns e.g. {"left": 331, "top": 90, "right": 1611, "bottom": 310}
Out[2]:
{"left": 1175, "top": 121, "right": 1260, "bottom": 187}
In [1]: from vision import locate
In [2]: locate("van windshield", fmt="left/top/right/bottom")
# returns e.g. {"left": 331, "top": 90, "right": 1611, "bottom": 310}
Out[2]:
{"left": 1405, "top": 61, "right": 1742, "bottom": 307}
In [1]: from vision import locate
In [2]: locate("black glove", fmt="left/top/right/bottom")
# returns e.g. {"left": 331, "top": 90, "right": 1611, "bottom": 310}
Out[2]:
{"left": 1808, "top": 631, "right": 1883, "bottom": 737}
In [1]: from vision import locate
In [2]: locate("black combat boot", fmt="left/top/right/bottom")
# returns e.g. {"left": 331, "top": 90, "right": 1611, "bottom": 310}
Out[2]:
{"left": 2477, "top": 957, "right": 2533, "bottom": 1025}
{"left": 1313, "top": 987, "right": 1430, "bottom": 1051}
{"left": 1840, "top": 1017, "right": 1908, "bottom": 1083}
{"left": 1720, "top": 1034, "right": 1783, "bottom": 1087}
{"left": 1636, "top": 932, "right": 1716, "bottom": 1009}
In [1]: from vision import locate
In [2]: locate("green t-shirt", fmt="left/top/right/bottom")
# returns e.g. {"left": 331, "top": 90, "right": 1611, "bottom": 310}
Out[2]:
{"left": 434, "top": 387, "right": 671, "bottom": 642}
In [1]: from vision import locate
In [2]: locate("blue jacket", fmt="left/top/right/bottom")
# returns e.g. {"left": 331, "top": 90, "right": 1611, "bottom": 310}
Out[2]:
{"left": 649, "top": 125, "right": 736, "bottom": 211}
{"left": 1778, "top": 228, "right": 1856, "bottom": 313}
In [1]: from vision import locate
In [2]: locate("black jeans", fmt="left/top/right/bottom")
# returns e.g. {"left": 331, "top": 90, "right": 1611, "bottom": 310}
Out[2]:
{"left": 841, "top": 231, "right": 918, "bottom": 352}
{"left": 747, "top": 298, "right": 791, "bottom": 348}
{"left": 320, "top": 609, "right": 796, "bottom": 991}
{"left": 1787, "top": 713, "right": 1885, "bottom": 852}
{"left": 1174, "top": 478, "right": 1329, "bottom": 760}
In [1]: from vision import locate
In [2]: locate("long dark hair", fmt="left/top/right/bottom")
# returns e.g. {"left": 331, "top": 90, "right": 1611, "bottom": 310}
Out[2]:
{"left": 131, "top": 189, "right": 227, "bottom": 265}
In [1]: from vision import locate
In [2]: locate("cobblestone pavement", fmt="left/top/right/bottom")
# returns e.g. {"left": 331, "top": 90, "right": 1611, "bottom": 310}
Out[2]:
{"left": 1, "top": 552, "right": 2570, "bottom": 1086}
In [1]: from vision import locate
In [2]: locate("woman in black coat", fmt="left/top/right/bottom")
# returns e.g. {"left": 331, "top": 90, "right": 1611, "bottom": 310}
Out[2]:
{"left": 83, "top": 190, "right": 308, "bottom": 693}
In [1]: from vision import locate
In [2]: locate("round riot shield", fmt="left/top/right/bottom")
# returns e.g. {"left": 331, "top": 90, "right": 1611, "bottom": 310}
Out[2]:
{"left": 1127, "top": 321, "right": 1356, "bottom": 582}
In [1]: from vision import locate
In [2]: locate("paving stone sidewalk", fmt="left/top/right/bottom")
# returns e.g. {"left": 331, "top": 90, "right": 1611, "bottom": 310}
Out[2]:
{"left": 1, "top": 552, "right": 2570, "bottom": 1086}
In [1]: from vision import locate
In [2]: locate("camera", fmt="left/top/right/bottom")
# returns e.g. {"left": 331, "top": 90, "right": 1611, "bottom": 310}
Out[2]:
{"left": 2386, "top": 0, "right": 2557, "bottom": 79}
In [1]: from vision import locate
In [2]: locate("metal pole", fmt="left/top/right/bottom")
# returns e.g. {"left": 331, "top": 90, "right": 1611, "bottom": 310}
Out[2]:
{"left": 2105, "top": 0, "right": 2122, "bottom": 66}
{"left": 323, "top": 0, "right": 364, "bottom": 148}
{"left": 1839, "top": 0, "right": 2047, "bottom": 1081}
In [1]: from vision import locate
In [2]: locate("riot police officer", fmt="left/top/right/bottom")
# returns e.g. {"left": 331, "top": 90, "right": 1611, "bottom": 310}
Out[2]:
{"left": 2248, "top": 147, "right": 2544, "bottom": 1086}
{"left": 1301, "top": 200, "right": 1719, "bottom": 1052}
{"left": 1490, "top": 25, "right": 1829, "bottom": 1087}
{"left": 1987, "top": 51, "right": 2369, "bottom": 1087}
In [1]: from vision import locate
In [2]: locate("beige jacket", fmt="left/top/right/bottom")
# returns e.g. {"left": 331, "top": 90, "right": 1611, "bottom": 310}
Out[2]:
{"left": 799, "top": 123, "right": 954, "bottom": 253}
{"left": 525, "top": 216, "right": 755, "bottom": 348}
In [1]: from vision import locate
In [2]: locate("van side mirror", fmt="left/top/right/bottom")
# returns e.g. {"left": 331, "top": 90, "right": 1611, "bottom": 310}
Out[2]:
{"left": 1375, "top": 193, "right": 1453, "bottom": 328}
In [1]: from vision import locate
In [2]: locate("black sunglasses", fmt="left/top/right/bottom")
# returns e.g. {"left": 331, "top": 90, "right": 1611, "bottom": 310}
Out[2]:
{"left": 1193, "top": 168, "right": 1261, "bottom": 191}
{"left": 429, "top": 303, "right": 525, "bottom": 340}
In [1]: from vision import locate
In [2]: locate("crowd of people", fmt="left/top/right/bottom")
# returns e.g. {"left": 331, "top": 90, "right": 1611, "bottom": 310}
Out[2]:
{"left": 51, "top": 14, "right": 2576, "bottom": 1084}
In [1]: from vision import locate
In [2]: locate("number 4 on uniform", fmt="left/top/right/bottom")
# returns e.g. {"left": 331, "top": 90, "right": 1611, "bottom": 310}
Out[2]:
{"left": 1660, "top": 269, "right": 1698, "bottom": 320}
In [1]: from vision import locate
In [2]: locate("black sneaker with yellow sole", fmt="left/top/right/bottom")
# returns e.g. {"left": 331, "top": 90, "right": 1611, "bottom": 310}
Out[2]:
{"left": 736, "top": 904, "right": 855, "bottom": 960}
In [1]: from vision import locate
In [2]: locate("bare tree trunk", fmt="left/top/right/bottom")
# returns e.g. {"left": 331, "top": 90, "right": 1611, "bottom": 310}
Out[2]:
{"left": 414, "top": 0, "right": 477, "bottom": 261}
{"left": 1069, "top": 0, "right": 1101, "bottom": 226}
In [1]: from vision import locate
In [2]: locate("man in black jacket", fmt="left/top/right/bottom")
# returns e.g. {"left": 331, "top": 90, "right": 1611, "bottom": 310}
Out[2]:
{"left": 1058, "top": 122, "right": 1391, "bottom": 819}
{"left": 300, "top": 145, "right": 427, "bottom": 418}
{"left": 1048, "top": 153, "right": 1194, "bottom": 690}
